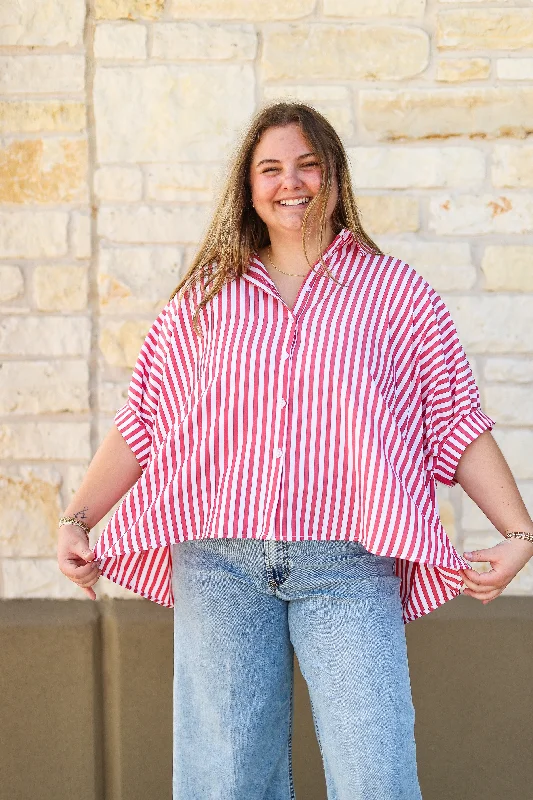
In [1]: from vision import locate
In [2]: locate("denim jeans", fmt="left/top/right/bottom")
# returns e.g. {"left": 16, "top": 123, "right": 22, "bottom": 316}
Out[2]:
{"left": 171, "top": 538, "right": 422, "bottom": 800}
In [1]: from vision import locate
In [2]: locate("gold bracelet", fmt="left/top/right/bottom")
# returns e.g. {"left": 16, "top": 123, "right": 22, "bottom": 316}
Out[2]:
{"left": 504, "top": 531, "right": 533, "bottom": 545}
{"left": 59, "top": 516, "right": 91, "bottom": 537}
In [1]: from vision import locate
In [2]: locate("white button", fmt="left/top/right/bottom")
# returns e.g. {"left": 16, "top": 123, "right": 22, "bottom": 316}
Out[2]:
{"left": 275, "top": 448, "right": 283, "bottom": 458}
{"left": 280, "top": 399, "right": 287, "bottom": 408}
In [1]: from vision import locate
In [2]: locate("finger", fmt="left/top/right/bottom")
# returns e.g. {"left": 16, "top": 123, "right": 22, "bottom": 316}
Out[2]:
{"left": 74, "top": 572, "right": 101, "bottom": 589}
{"left": 483, "top": 592, "right": 503, "bottom": 605}
{"left": 461, "top": 567, "right": 500, "bottom": 587}
{"left": 73, "top": 566, "right": 101, "bottom": 585}
{"left": 65, "top": 561, "right": 99, "bottom": 581}
{"left": 82, "top": 585, "right": 97, "bottom": 601}
{"left": 463, "top": 549, "right": 495, "bottom": 563}
{"left": 463, "top": 586, "right": 501, "bottom": 600}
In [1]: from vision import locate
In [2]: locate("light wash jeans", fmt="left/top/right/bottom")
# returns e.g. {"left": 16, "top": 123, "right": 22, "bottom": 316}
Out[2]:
{"left": 171, "top": 538, "right": 422, "bottom": 800}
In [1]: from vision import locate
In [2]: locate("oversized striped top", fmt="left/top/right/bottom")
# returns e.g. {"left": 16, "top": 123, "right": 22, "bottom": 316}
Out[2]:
{"left": 93, "top": 228, "right": 494, "bottom": 623}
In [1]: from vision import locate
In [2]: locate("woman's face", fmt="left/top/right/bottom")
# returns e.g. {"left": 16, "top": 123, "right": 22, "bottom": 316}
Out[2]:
{"left": 249, "top": 123, "right": 338, "bottom": 238}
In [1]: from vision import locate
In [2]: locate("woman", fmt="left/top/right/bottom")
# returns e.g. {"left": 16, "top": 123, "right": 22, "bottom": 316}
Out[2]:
{"left": 58, "top": 103, "right": 533, "bottom": 799}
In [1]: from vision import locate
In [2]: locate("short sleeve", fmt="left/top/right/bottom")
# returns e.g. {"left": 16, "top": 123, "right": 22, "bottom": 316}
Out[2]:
{"left": 114, "top": 304, "right": 174, "bottom": 470}
{"left": 417, "top": 286, "right": 494, "bottom": 486}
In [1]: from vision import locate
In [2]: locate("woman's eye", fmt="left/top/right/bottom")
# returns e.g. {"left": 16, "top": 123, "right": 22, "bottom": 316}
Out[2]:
{"left": 302, "top": 161, "right": 320, "bottom": 168}
{"left": 262, "top": 167, "right": 279, "bottom": 173}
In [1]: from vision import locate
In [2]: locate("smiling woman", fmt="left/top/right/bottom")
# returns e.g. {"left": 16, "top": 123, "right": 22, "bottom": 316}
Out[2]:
{"left": 58, "top": 102, "right": 533, "bottom": 800}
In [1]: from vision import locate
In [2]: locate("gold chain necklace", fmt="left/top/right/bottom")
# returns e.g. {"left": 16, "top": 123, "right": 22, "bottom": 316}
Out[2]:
{"left": 266, "top": 247, "right": 315, "bottom": 278}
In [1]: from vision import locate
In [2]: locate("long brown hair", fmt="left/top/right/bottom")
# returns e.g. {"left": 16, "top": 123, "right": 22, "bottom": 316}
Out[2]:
{"left": 171, "top": 102, "right": 382, "bottom": 335}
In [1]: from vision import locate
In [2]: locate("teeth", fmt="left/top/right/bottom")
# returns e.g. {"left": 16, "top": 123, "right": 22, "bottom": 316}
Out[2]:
{"left": 279, "top": 197, "right": 310, "bottom": 206}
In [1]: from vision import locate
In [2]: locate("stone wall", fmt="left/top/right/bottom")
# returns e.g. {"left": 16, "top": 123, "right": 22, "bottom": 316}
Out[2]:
{"left": 1, "top": 0, "right": 532, "bottom": 599}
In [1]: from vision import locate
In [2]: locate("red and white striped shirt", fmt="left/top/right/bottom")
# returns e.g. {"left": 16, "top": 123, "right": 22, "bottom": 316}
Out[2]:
{"left": 94, "top": 228, "right": 494, "bottom": 623}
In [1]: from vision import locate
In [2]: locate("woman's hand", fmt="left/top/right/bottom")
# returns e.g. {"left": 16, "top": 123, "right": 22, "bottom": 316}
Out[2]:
{"left": 57, "top": 525, "right": 101, "bottom": 600}
{"left": 460, "top": 538, "right": 533, "bottom": 604}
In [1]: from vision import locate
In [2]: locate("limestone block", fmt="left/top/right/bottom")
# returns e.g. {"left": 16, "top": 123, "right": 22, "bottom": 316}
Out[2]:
{"left": 497, "top": 59, "right": 533, "bottom": 81}
{"left": 100, "top": 319, "right": 152, "bottom": 368}
{"left": 98, "top": 205, "right": 209, "bottom": 244}
{"left": 263, "top": 26, "right": 429, "bottom": 82}
{"left": 0, "top": 361, "right": 89, "bottom": 415}
{"left": 0, "top": 0, "right": 85, "bottom": 46}
{"left": 359, "top": 88, "right": 533, "bottom": 141}
{"left": 0, "top": 266, "right": 24, "bottom": 303}
{"left": 0, "top": 423, "right": 91, "bottom": 461}
{"left": 485, "top": 386, "right": 533, "bottom": 426}
{"left": 168, "top": 0, "right": 315, "bottom": 20}
{"left": 443, "top": 296, "right": 533, "bottom": 354}
{"left": 437, "top": 10, "right": 533, "bottom": 51}
{"left": 436, "top": 58, "right": 490, "bottom": 83}
{"left": 492, "top": 145, "right": 533, "bottom": 188}
{"left": 0, "top": 139, "right": 88, "bottom": 204}
{"left": 461, "top": 494, "right": 491, "bottom": 533}
{"left": 99, "top": 246, "right": 183, "bottom": 313}
{"left": 348, "top": 146, "right": 484, "bottom": 189}
{"left": 263, "top": 85, "right": 354, "bottom": 140}
{"left": 152, "top": 22, "right": 257, "bottom": 61}
{"left": 95, "top": 0, "right": 164, "bottom": 19}
{"left": 429, "top": 194, "right": 533, "bottom": 236}
{"left": 2, "top": 559, "right": 82, "bottom": 599}
{"left": 436, "top": 484, "right": 457, "bottom": 543}
{"left": 145, "top": 163, "right": 214, "bottom": 202}
{"left": 95, "top": 166, "right": 142, "bottom": 202}
{"left": 356, "top": 196, "right": 419, "bottom": 234}
{"left": 0, "top": 317, "right": 90, "bottom": 357}
{"left": 493, "top": 429, "right": 533, "bottom": 480}
{"left": 95, "top": 22, "right": 147, "bottom": 59}
{"left": 0, "top": 211, "right": 68, "bottom": 259}
{"left": 99, "top": 382, "right": 129, "bottom": 415}
{"left": 0, "top": 56, "right": 85, "bottom": 94}
{"left": 71, "top": 212, "right": 92, "bottom": 259}
{"left": 0, "top": 466, "right": 62, "bottom": 558}
{"left": 379, "top": 242, "right": 475, "bottom": 291}
{"left": 94, "top": 65, "right": 254, "bottom": 162}
{"left": 61, "top": 464, "right": 91, "bottom": 507}
{"left": 484, "top": 358, "right": 533, "bottom": 384}
{"left": 0, "top": 102, "right": 86, "bottom": 134}
{"left": 324, "top": 0, "right": 425, "bottom": 17}
{"left": 33, "top": 266, "right": 88, "bottom": 311}
{"left": 482, "top": 246, "right": 533, "bottom": 292}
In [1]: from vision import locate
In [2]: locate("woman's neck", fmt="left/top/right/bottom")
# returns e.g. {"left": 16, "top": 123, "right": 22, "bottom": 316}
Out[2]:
{"left": 267, "top": 226, "right": 337, "bottom": 273}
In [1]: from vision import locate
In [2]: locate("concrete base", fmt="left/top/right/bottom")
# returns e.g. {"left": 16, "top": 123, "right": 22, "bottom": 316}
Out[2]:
{"left": 1, "top": 595, "right": 532, "bottom": 800}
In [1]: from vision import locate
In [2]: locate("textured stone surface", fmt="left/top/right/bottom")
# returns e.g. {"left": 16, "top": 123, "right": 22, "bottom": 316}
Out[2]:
{"left": 348, "top": 146, "right": 484, "bottom": 189}
{"left": 444, "top": 296, "right": 533, "bottom": 354}
{"left": 0, "top": 317, "right": 90, "bottom": 357}
{"left": 324, "top": 0, "right": 425, "bottom": 17}
{"left": 437, "top": 10, "right": 533, "bottom": 51}
{"left": 99, "top": 247, "right": 183, "bottom": 313}
{"left": 485, "top": 386, "right": 533, "bottom": 427}
{"left": 94, "top": 65, "right": 255, "bottom": 162}
{"left": 168, "top": 0, "right": 315, "bottom": 20}
{"left": 359, "top": 88, "right": 533, "bottom": 141}
{"left": 263, "top": 26, "right": 429, "bottom": 82}
{"left": 71, "top": 212, "right": 92, "bottom": 260}
{"left": 0, "top": 102, "right": 86, "bottom": 134}
{"left": 0, "top": 0, "right": 86, "bottom": 46}
{"left": 95, "top": 0, "right": 164, "bottom": 20}
{"left": 0, "top": 139, "right": 88, "bottom": 204}
{"left": 482, "top": 246, "right": 533, "bottom": 292}
{"left": 94, "top": 22, "right": 147, "bottom": 59}
{"left": 380, "top": 241, "right": 475, "bottom": 291}
{"left": 100, "top": 320, "right": 152, "bottom": 368}
{"left": 484, "top": 359, "right": 533, "bottom": 384}
{"left": 492, "top": 430, "right": 533, "bottom": 480}
{"left": 0, "top": 423, "right": 91, "bottom": 461}
{"left": 99, "top": 382, "right": 129, "bottom": 415}
{"left": 98, "top": 205, "right": 209, "bottom": 244}
{"left": 95, "top": 166, "right": 143, "bottom": 202}
{"left": 2, "top": 559, "right": 82, "bottom": 599}
{"left": 497, "top": 59, "right": 533, "bottom": 81}
{"left": 429, "top": 194, "right": 533, "bottom": 236}
{"left": 492, "top": 144, "right": 533, "bottom": 188}
{"left": 151, "top": 22, "right": 257, "bottom": 61}
{"left": 262, "top": 85, "right": 354, "bottom": 140}
{"left": 0, "top": 361, "right": 89, "bottom": 415}
{"left": 357, "top": 196, "right": 419, "bottom": 234}
{"left": 0, "top": 211, "right": 68, "bottom": 258}
{"left": 0, "top": 466, "right": 62, "bottom": 558}
{"left": 436, "top": 58, "right": 490, "bottom": 83}
{"left": 33, "top": 266, "right": 88, "bottom": 311}
{"left": 145, "top": 164, "right": 214, "bottom": 202}
{"left": 0, "top": 56, "right": 85, "bottom": 94}
{"left": 0, "top": 266, "right": 24, "bottom": 303}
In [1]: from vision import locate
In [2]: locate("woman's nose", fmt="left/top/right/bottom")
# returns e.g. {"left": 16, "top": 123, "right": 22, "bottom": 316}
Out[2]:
{"left": 281, "top": 167, "right": 303, "bottom": 190}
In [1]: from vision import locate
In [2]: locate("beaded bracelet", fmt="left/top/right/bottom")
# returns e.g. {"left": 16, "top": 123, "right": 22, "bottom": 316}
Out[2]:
{"left": 504, "top": 531, "right": 533, "bottom": 545}
{"left": 59, "top": 516, "right": 91, "bottom": 537}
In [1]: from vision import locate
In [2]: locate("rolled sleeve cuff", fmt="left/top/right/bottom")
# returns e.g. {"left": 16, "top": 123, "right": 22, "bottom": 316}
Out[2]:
{"left": 114, "top": 403, "right": 152, "bottom": 471}
{"left": 433, "top": 409, "right": 495, "bottom": 486}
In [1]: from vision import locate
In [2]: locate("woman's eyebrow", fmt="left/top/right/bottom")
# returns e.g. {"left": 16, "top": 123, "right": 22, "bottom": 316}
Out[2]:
{"left": 255, "top": 152, "right": 317, "bottom": 168}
